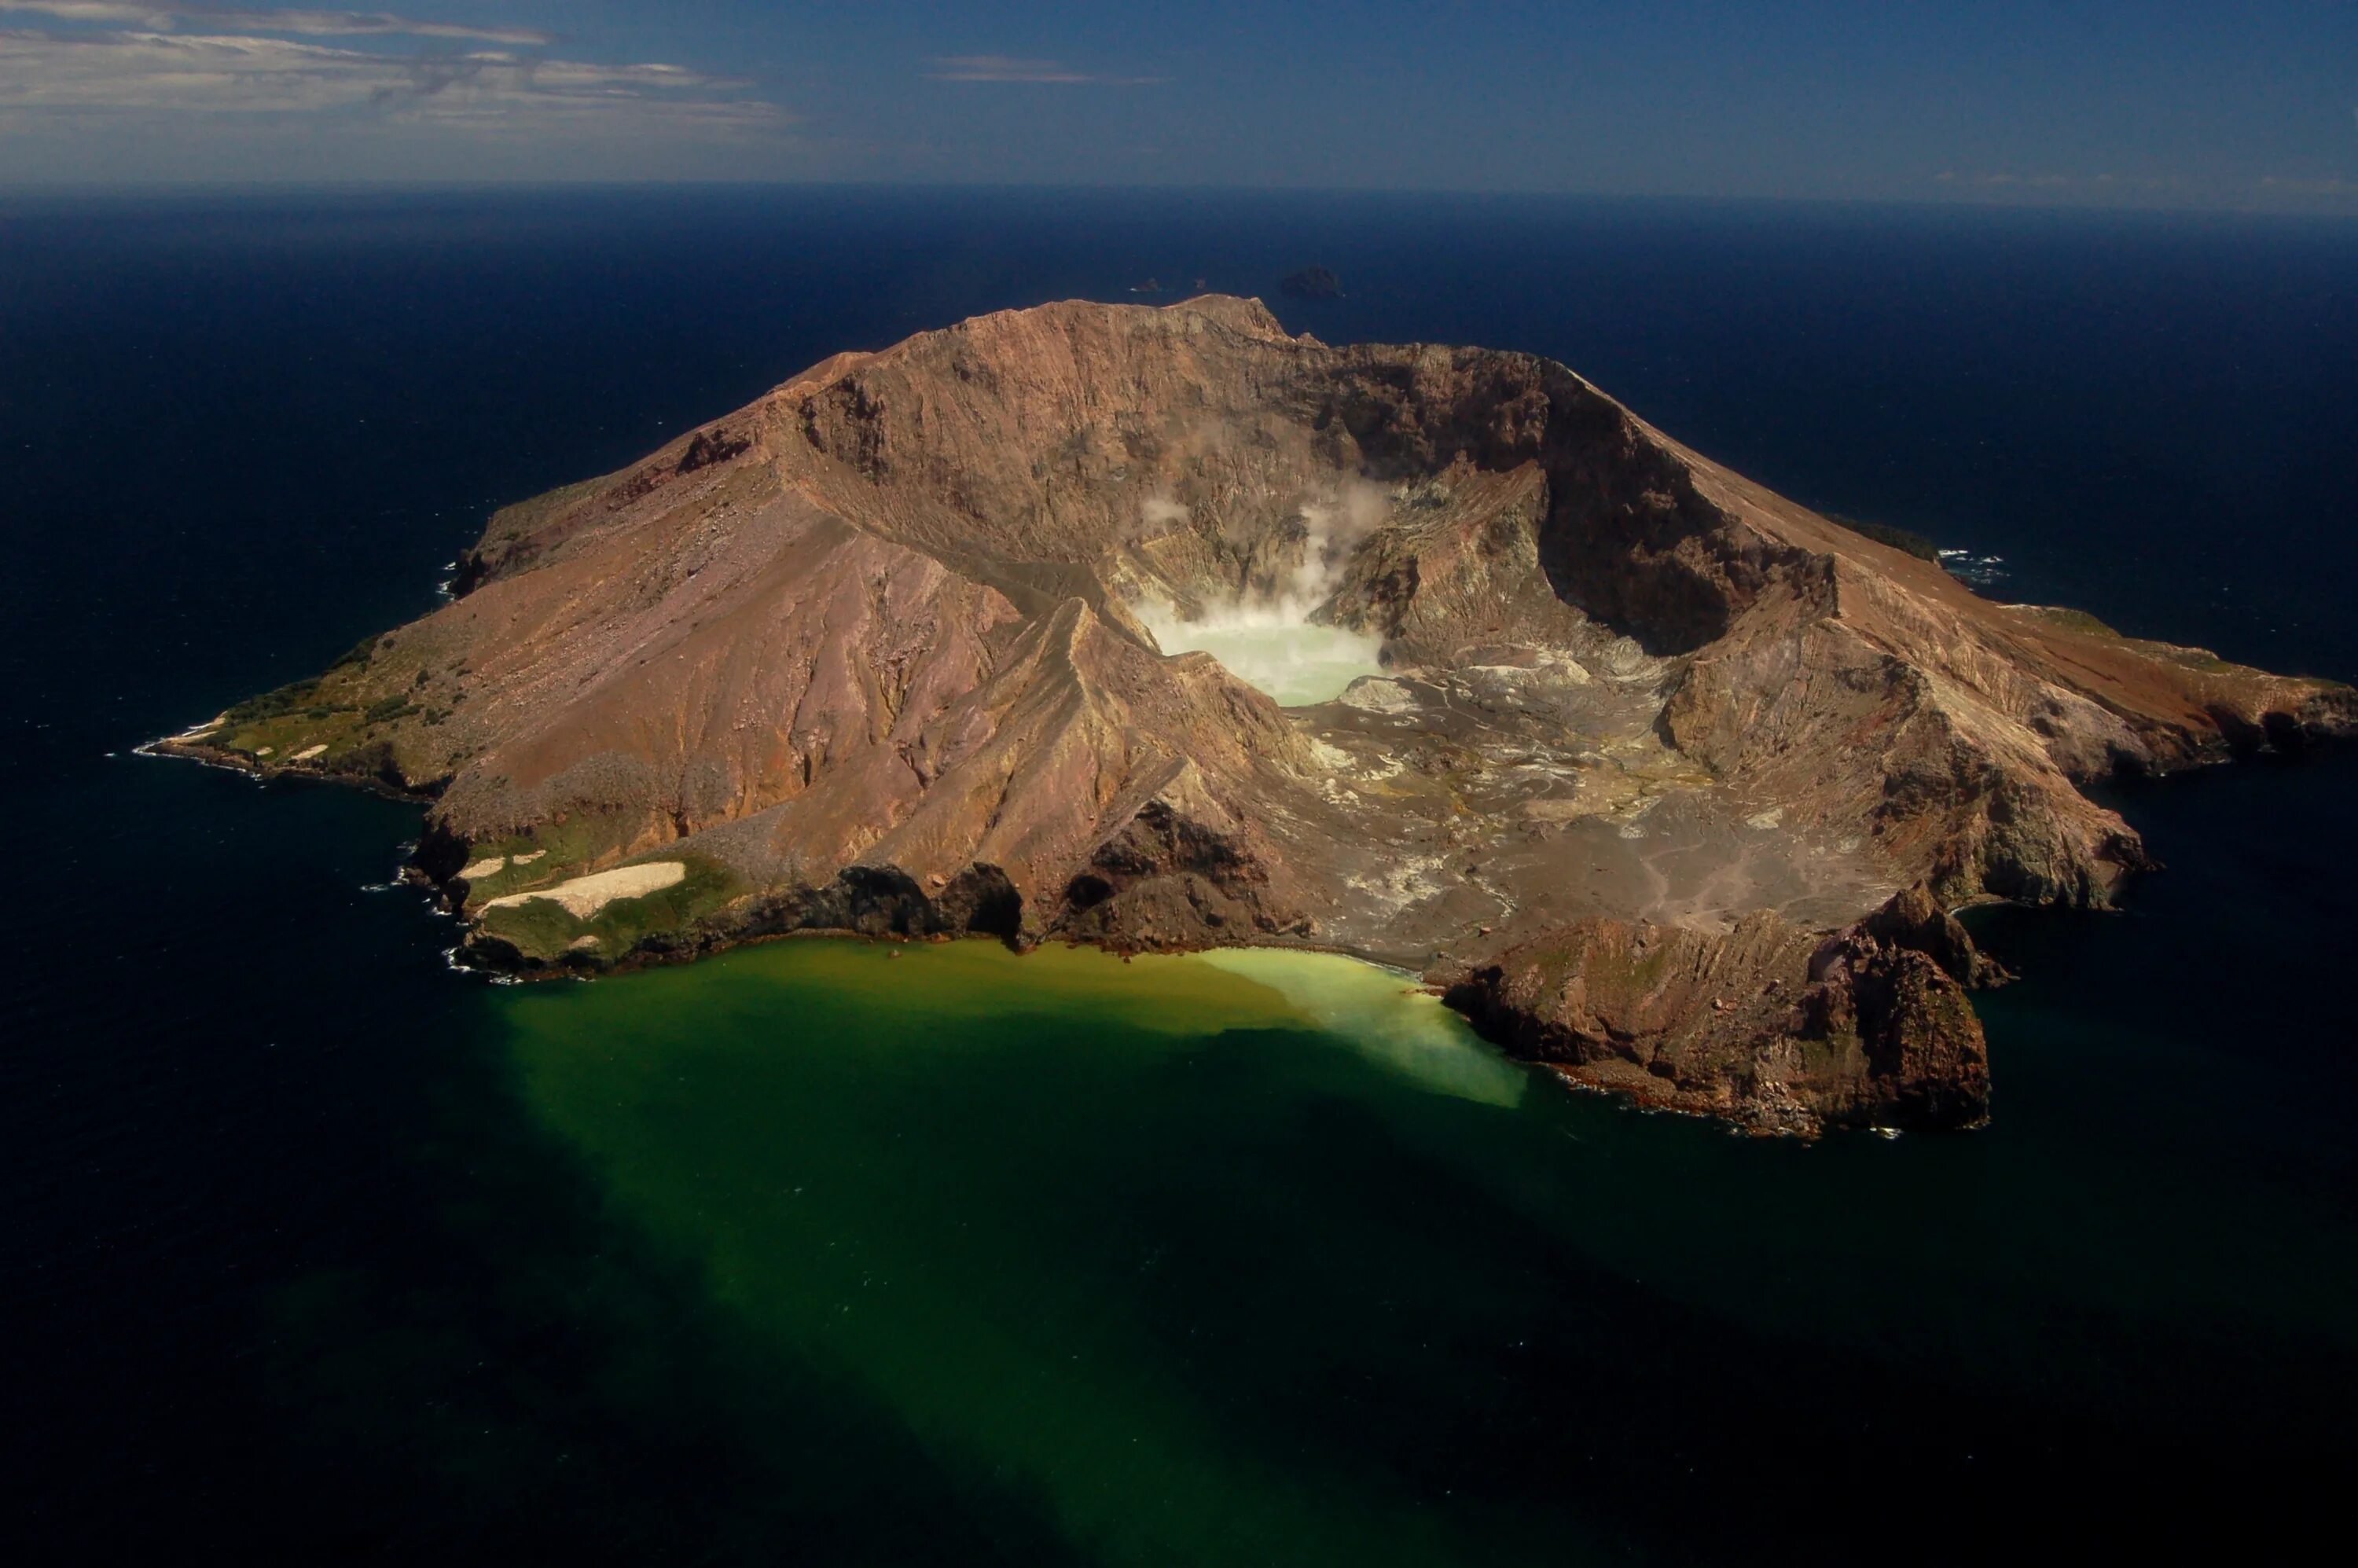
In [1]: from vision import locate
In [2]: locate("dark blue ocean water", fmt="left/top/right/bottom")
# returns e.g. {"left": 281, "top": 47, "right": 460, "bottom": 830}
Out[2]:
{"left": 4, "top": 189, "right": 2355, "bottom": 1563}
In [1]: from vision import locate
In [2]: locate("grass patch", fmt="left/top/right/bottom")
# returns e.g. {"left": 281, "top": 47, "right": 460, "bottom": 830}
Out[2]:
{"left": 2144, "top": 647, "right": 2241, "bottom": 675}
{"left": 2012, "top": 604, "right": 2122, "bottom": 639}
{"left": 456, "top": 819, "right": 623, "bottom": 904}
{"left": 208, "top": 706, "right": 367, "bottom": 763}
{"left": 221, "top": 678, "right": 325, "bottom": 727}
{"left": 475, "top": 855, "right": 743, "bottom": 964}
{"left": 326, "top": 633, "right": 387, "bottom": 672}
{"left": 362, "top": 695, "right": 418, "bottom": 725}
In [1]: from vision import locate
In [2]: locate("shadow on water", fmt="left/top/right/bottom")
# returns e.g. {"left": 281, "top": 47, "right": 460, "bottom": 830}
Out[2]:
{"left": 3, "top": 758, "right": 1081, "bottom": 1565}
{"left": 249, "top": 1023, "right": 1089, "bottom": 1567}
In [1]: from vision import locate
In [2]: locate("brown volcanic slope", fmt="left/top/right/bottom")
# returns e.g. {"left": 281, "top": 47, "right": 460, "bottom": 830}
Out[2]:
{"left": 161, "top": 296, "right": 2353, "bottom": 1134}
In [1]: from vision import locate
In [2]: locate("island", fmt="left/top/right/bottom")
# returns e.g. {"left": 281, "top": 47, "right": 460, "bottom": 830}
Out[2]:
{"left": 1280, "top": 266, "right": 1343, "bottom": 299}
{"left": 156, "top": 296, "right": 2353, "bottom": 1134}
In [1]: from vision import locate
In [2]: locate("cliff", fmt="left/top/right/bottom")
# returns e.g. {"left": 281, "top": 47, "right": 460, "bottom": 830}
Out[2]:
{"left": 156, "top": 296, "right": 2354, "bottom": 1133}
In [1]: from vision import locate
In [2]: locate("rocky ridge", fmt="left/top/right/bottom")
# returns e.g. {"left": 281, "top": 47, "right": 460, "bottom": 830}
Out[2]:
{"left": 157, "top": 296, "right": 2354, "bottom": 1135}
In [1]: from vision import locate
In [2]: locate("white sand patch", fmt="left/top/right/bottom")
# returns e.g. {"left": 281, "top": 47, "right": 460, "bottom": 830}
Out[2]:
{"left": 481, "top": 861, "right": 687, "bottom": 920}
{"left": 178, "top": 712, "right": 229, "bottom": 738}
{"left": 255, "top": 746, "right": 274, "bottom": 756}
{"left": 1746, "top": 808, "right": 1784, "bottom": 830}
{"left": 291, "top": 744, "right": 328, "bottom": 762}
{"left": 512, "top": 850, "right": 546, "bottom": 865}
{"left": 459, "top": 856, "right": 508, "bottom": 880}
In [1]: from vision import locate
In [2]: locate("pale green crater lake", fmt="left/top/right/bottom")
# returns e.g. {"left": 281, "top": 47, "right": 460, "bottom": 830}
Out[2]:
{"left": 1144, "top": 620, "right": 1387, "bottom": 707}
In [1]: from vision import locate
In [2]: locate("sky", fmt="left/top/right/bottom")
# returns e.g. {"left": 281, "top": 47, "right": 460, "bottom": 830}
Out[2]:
{"left": 1, "top": 1, "right": 2352, "bottom": 211}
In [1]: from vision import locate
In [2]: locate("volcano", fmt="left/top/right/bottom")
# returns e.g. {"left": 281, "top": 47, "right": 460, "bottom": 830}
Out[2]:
{"left": 160, "top": 296, "right": 2354, "bottom": 1133}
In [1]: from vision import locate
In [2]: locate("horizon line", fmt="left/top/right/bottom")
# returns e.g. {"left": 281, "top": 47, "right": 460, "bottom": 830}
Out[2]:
{"left": 2, "top": 177, "right": 2356, "bottom": 222}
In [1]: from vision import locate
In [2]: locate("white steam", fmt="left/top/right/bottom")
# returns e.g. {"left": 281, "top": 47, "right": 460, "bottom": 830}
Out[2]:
{"left": 1135, "top": 492, "right": 1190, "bottom": 536}
{"left": 1280, "top": 478, "right": 1390, "bottom": 615}
{"left": 1139, "top": 480, "right": 1390, "bottom": 707}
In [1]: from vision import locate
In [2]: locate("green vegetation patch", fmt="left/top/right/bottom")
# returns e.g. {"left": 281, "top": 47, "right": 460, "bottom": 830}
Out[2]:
{"left": 457, "top": 818, "right": 632, "bottom": 905}
{"left": 475, "top": 854, "right": 744, "bottom": 964}
{"left": 211, "top": 670, "right": 422, "bottom": 765}
{"left": 220, "top": 677, "right": 328, "bottom": 728}
{"left": 325, "top": 633, "right": 389, "bottom": 672}
{"left": 362, "top": 695, "right": 419, "bottom": 725}
{"left": 204, "top": 628, "right": 472, "bottom": 770}
{"left": 208, "top": 686, "right": 373, "bottom": 762}
{"left": 1822, "top": 513, "right": 1941, "bottom": 564}
{"left": 2011, "top": 604, "right": 2122, "bottom": 639}
{"left": 2133, "top": 643, "right": 2242, "bottom": 675}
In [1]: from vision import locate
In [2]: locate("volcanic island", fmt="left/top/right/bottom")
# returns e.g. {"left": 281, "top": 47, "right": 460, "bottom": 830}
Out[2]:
{"left": 158, "top": 296, "right": 2353, "bottom": 1134}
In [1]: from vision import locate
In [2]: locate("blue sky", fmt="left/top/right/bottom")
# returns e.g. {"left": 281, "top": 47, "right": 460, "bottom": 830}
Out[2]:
{"left": 1, "top": 2, "right": 2352, "bottom": 209}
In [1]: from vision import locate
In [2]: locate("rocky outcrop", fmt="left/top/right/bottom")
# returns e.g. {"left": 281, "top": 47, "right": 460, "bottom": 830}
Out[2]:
{"left": 1057, "top": 794, "right": 1312, "bottom": 950}
{"left": 1280, "top": 266, "right": 1343, "bottom": 300}
{"left": 1436, "top": 886, "right": 1992, "bottom": 1135}
{"left": 157, "top": 295, "right": 2352, "bottom": 1134}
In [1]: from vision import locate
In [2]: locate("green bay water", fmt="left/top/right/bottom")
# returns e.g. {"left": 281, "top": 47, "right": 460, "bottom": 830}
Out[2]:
{"left": 483, "top": 907, "right": 2358, "bottom": 1564}
{"left": 505, "top": 942, "right": 1546, "bottom": 1565}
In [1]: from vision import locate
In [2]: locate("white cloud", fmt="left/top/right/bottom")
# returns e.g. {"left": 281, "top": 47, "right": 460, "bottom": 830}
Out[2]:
{"left": 0, "top": 2, "right": 164, "bottom": 19}
{"left": 0, "top": 2, "right": 555, "bottom": 44}
{"left": 0, "top": 28, "right": 784, "bottom": 129}
{"left": 924, "top": 54, "right": 1160, "bottom": 85}
{"left": 2257, "top": 174, "right": 2358, "bottom": 200}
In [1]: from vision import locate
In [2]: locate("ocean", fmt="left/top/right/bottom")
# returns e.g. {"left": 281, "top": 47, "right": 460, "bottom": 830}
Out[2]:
{"left": 4, "top": 187, "right": 2355, "bottom": 1564}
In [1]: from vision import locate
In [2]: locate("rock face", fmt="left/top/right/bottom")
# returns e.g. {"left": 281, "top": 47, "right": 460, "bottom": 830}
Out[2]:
{"left": 1436, "top": 884, "right": 1994, "bottom": 1134}
{"left": 159, "top": 296, "right": 2354, "bottom": 1134}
